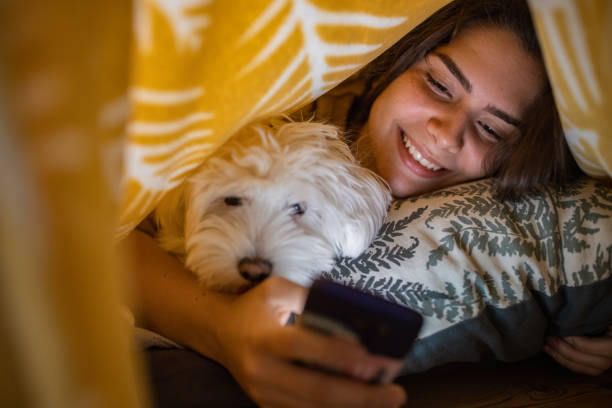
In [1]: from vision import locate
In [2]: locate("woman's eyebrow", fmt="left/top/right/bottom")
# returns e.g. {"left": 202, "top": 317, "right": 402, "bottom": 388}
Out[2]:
{"left": 433, "top": 52, "right": 472, "bottom": 92}
{"left": 433, "top": 52, "right": 522, "bottom": 129}
{"left": 485, "top": 105, "right": 523, "bottom": 128}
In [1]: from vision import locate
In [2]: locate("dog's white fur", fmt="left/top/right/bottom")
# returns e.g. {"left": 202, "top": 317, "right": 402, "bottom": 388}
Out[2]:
{"left": 154, "top": 121, "right": 391, "bottom": 293}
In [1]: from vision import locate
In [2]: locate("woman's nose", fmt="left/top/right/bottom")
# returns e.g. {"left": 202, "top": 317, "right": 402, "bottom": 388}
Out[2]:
{"left": 426, "top": 112, "right": 465, "bottom": 154}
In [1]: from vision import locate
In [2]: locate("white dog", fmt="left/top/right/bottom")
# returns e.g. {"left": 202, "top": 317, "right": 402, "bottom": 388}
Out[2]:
{"left": 154, "top": 121, "right": 391, "bottom": 293}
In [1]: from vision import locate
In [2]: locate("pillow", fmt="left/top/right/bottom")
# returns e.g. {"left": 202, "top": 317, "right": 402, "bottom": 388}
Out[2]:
{"left": 324, "top": 177, "right": 612, "bottom": 373}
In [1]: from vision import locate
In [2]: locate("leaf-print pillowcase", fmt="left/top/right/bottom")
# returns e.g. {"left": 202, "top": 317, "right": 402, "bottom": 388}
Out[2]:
{"left": 324, "top": 177, "right": 612, "bottom": 373}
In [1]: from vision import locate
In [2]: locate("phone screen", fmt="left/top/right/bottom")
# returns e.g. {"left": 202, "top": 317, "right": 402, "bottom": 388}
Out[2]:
{"left": 297, "top": 279, "right": 423, "bottom": 359}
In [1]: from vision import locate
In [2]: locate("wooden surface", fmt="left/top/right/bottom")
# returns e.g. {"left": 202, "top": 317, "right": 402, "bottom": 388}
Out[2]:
{"left": 397, "top": 354, "right": 612, "bottom": 407}
{"left": 144, "top": 347, "right": 612, "bottom": 407}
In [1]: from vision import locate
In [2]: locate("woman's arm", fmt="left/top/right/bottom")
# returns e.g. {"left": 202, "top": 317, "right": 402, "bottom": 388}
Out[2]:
{"left": 121, "top": 229, "right": 407, "bottom": 407}
{"left": 122, "top": 229, "right": 229, "bottom": 356}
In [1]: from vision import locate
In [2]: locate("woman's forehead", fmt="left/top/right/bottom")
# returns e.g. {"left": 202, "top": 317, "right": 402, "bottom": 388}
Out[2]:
{"left": 434, "top": 25, "right": 545, "bottom": 118}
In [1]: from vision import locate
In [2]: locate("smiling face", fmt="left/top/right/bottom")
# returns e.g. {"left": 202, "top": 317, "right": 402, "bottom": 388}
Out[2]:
{"left": 360, "top": 25, "right": 545, "bottom": 197}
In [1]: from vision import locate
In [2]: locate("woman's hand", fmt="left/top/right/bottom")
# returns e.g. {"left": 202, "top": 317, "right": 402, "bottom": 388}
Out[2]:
{"left": 543, "top": 326, "right": 612, "bottom": 376}
{"left": 210, "top": 276, "right": 407, "bottom": 408}
{"left": 123, "top": 231, "right": 405, "bottom": 407}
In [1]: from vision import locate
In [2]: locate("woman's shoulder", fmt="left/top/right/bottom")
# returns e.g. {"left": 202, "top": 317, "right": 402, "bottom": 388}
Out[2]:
{"left": 290, "top": 75, "right": 368, "bottom": 130}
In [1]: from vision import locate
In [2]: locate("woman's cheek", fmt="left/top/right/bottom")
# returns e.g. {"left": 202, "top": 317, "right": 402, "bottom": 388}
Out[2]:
{"left": 461, "top": 143, "right": 491, "bottom": 178}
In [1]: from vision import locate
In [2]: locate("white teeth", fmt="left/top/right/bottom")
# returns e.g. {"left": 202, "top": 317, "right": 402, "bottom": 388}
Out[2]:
{"left": 402, "top": 132, "right": 442, "bottom": 171}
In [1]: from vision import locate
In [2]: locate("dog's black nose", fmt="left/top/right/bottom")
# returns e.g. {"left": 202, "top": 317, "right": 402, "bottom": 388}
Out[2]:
{"left": 238, "top": 257, "right": 272, "bottom": 283}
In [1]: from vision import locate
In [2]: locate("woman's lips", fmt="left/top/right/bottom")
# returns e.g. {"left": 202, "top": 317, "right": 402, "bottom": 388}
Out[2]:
{"left": 396, "top": 128, "right": 448, "bottom": 179}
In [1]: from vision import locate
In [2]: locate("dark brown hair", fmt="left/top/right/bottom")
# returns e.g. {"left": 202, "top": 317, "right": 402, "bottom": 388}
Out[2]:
{"left": 347, "top": 0, "right": 582, "bottom": 200}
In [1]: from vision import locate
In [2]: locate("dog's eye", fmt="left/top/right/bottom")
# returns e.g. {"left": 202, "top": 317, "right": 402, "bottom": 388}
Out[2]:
{"left": 289, "top": 203, "right": 305, "bottom": 216}
{"left": 224, "top": 197, "right": 243, "bottom": 206}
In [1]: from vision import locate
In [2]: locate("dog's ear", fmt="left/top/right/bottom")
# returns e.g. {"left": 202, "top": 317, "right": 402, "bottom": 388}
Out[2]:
{"left": 154, "top": 165, "right": 222, "bottom": 257}
{"left": 334, "top": 165, "right": 391, "bottom": 258}
{"left": 276, "top": 121, "right": 391, "bottom": 259}
{"left": 154, "top": 182, "right": 188, "bottom": 256}
{"left": 314, "top": 136, "right": 391, "bottom": 259}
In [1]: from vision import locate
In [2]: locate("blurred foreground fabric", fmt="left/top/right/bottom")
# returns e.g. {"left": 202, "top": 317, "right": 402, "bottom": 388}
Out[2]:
{"left": 0, "top": 1, "right": 147, "bottom": 406}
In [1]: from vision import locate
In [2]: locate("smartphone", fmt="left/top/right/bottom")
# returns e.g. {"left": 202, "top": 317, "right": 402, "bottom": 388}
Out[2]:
{"left": 297, "top": 279, "right": 423, "bottom": 359}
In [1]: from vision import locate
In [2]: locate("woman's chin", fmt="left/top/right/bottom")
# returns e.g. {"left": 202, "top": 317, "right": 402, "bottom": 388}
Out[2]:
{"left": 388, "top": 178, "right": 426, "bottom": 198}
{"left": 387, "top": 172, "right": 451, "bottom": 198}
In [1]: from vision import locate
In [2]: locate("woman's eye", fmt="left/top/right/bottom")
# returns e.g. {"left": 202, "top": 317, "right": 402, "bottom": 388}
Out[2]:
{"left": 477, "top": 121, "right": 501, "bottom": 142}
{"left": 426, "top": 73, "right": 450, "bottom": 97}
{"left": 224, "top": 196, "right": 242, "bottom": 206}
{"left": 289, "top": 203, "right": 305, "bottom": 216}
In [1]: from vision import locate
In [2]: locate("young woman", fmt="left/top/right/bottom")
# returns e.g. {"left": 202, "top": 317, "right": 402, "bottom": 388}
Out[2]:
{"left": 124, "top": 1, "right": 611, "bottom": 407}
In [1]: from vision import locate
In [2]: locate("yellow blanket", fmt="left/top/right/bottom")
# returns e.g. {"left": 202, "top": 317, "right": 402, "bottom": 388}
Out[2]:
{"left": 119, "top": 0, "right": 612, "bottom": 239}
